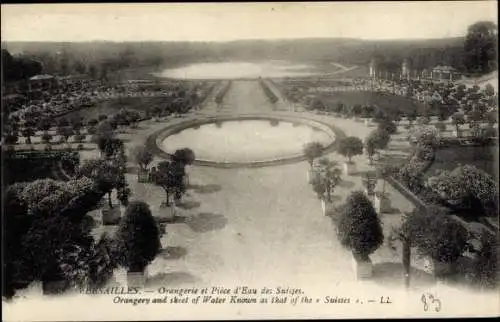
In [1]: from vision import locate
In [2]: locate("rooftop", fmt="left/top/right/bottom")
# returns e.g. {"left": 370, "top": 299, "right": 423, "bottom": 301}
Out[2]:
{"left": 29, "top": 74, "right": 54, "bottom": 81}
{"left": 433, "top": 65, "right": 457, "bottom": 72}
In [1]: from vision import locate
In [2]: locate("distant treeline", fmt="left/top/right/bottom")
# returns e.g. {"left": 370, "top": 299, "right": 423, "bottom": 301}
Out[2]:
{"left": 1, "top": 21, "right": 496, "bottom": 81}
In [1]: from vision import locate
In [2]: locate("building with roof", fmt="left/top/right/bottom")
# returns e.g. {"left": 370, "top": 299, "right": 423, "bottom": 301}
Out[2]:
{"left": 28, "top": 74, "right": 57, "bottom": 91}
{"left": 431, "top": 65, "right": 461, "bottom": 81}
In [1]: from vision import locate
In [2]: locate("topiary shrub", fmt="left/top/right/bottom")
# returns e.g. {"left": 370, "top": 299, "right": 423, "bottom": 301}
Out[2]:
{"left": 116, "top": 201, "right": 161, "bottom": 273}
{"left": 336, "top": 191, "right": 384, "bottom": 261}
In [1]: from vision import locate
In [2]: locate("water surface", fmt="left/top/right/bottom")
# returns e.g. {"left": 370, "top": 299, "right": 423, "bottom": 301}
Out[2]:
{"left": 156, "top": 61, "right": 318, "bottom": 79}
{"left": 160, "top": 120, "right": 333, "bottom": 163}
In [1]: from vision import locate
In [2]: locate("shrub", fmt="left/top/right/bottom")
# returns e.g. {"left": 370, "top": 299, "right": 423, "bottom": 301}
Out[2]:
{"left": 474, "top": 231, "right": 499, "bottom": 288}
{"left": 116, "top": 201, "right": 161, "bottom": 272}
{"left": 398, "top": 160, "right": 426, "bottom": 193}
{"left": 415, "top": 144, "right": 435, "bottom": 162}
{"left": 427, "top": 165, "right": 498, "bottom": 214}
{"left": 336, "top": 191, "right": 384, "bottom": 260}
{"left": 411, "top": 125, "right": 439, "bottom": 147}
{"left": 337, "top": 136, "right": 363, "bottom": 163}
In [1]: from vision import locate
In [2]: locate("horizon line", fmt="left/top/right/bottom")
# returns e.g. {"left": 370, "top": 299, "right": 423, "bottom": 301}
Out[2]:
{"left": 1, "top": 35, "right": 466, "bottom": 44}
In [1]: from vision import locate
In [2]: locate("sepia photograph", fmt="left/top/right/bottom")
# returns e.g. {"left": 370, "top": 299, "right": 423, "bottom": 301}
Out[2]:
{"left": 1, "top": 1, "right": 499, "bottom": 320}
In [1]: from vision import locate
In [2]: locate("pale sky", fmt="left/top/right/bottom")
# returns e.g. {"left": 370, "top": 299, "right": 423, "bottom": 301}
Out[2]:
{"left": 1, "top": 2, "right": 497, "bottom": 42}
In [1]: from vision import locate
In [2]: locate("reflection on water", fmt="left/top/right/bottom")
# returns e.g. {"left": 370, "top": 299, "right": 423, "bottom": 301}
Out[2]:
{"left": 161, "top": 120, "right": 333, "bottom": 163}
{"left": 155, "top": 61, "right": 317, "bottom": 79}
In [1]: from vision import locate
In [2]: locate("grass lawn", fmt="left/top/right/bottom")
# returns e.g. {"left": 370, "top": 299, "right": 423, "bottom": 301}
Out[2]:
{"left": 427, "top": 144, "right": 499, "bottom": 179}
{"left": 54, "top": 96, "right": 170, "bottom": 122}
{"left": 318, "top": 91, "right": 425, "bottom": 115}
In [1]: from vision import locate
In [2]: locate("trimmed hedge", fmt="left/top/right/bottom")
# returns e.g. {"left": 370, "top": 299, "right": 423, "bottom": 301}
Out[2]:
{"left": 215, "top": 81, "right": 232, "bottom": 105}
{"left": 259, "top": 79, "right": 279, "bottom": 104}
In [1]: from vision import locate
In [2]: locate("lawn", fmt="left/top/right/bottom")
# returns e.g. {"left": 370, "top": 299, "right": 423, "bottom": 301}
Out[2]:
{"left": 426, "top": 144, "right": 499, "bottom": 180}
{"left": 54, "top": 96, "right": 169, "bottom": 122}
{"left": 318, "top": 91, "right": 425, "bottom": 115}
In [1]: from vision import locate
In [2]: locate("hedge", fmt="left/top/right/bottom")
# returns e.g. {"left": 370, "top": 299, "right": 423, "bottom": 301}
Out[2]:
{"left": 259, "top": 79, "right": 279, "bottom": 104}
{"left": 215, "top": 81, "right": 232, "bottom": 104}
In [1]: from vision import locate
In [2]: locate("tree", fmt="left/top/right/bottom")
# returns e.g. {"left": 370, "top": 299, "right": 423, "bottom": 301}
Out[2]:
{"left": 172, "top": 148, "right": 196, "bottom": 166}
{"left": 336, "top": 191, "right": 384, "bottom": 261}
{"left": 70, "top": 117, "right": 84, "bottom": 134}
{"left": 484, "top": 83, "right": 495, "bottom": 97}
{"left": 463, "top": 21, "right": 497, "bottom": 75}
{"left": 377, "top": 120, "right": 397, "bottom": 135}
{"left": 57, "top": 126, "right": 74, "bottom": 146}
{"left": 365, "top": 129, "right": 391, "bottom": 164}
{"left": 337, "top": 136, "right": 363, "bottom": 163}
{"left": 152, "top": 161, "right": 186, "bottom": 206}
{"left": 303, "top": 142, "right": 324, "bottom": 169}
{"left": 434, "top": 121, "right": 447, "bottom": 134}
{"left": 406, "top": 108, "right": 418, "bottom": 127}
{"left": 131, "top": 145, "right": 153, "bottom": 171}
{"left": 116, "top": 201, "right": 161, "bottom": 274}
{"left": 451, "top": 112, "right": 466, "bottom": 136}
{"left": 400, "top": 207, "right": 468, "bottom": 274}
{"left": 2, "top": 178, "right": 109, "bottom": 298}
{"left": 311, "top": 158, "right": 342, "bottom": 202}
{"left": 57, "top": 118, "right": 69, "bottom": 128}
{"left": 21, "top": 127, "right": 35, "bottom": 144}
{"left": 97, "top": 136, "right": 123, "bottom": 158}
{"left": 77, "top": 159, "right": 124, "bottom": 209}
{"left": 4, "top": 132, "right": 19, "bottom": 145}
{"left": 376, "top": 164, "right": 399, "bottom": 195}
{"left": 37, "top": 118, "right": 52, "bottom": 132}
{"left": 41, "top": 131, "right": 52, "bottom": 145}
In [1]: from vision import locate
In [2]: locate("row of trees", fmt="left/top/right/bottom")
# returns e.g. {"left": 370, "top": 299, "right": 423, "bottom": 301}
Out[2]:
{"left": 259, "top": 79, "right": 279, "bottom": 104}
{"left": 214, "top": 81, "right": 232, "bottom": 106}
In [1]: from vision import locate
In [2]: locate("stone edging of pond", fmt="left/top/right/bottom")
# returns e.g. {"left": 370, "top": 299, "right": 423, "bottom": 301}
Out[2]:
{"left": 145, "top": 113, "right": 346, "bottom": 168}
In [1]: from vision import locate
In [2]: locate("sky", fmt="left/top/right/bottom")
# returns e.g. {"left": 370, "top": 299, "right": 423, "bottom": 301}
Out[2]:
{"left": 1, "top": 2, "right": 497, "bottom": 42}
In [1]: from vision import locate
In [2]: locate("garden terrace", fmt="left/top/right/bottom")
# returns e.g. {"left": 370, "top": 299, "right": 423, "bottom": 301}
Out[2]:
{"left": 317, "top": 91, "right": 426, "bottom": 116}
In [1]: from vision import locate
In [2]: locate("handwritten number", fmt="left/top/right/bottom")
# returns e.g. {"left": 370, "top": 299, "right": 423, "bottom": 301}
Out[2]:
{"left": 433, "top": 297, "right": 442, "bottom": 312}
{"left": 421, "top": 294, "right": 429, "bottom": 311}
{"left": 421, "top": 293, "right": 441, "bottom": 312}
